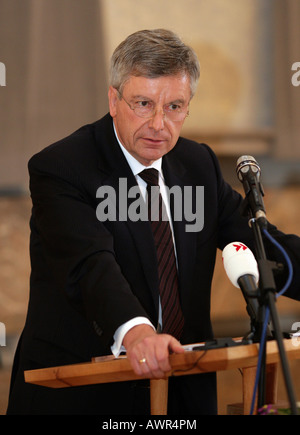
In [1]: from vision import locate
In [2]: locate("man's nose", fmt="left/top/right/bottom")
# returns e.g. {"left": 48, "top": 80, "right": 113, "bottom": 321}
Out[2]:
{"left": 148, "top": 109, "right": 165, "bottom": 131}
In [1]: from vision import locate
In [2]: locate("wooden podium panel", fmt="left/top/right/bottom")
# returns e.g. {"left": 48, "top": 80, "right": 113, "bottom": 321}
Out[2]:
{"left": 25, "top": 339, "right": 300, "bottom": 415}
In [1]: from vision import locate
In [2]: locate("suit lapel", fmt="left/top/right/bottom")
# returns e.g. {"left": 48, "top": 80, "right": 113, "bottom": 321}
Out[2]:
{"left": 94, "top": 116, "right": 160, "bottom": 312}
{"left": 162, "top": 153, "right": 197, "bottom": 311}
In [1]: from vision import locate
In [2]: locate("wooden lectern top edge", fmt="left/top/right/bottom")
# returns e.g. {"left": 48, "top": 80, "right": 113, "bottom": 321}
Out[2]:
{"left": 24, "top": 339, "right": 300, "bottom": 389}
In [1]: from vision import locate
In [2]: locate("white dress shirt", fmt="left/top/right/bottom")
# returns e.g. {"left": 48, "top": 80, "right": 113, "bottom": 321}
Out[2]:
{"left": 110, "top": 124, "right": 177, "bottom": 356}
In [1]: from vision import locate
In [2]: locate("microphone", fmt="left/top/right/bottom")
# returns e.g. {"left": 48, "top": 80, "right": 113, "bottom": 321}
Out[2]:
{"left": 222, "top": 241, "right": 259, "bottom": 291}
{"left": 236, "top": 155, "right": 267, "bottom": 227}
{"left": 222, "top": 242, "right": 260, "bottom": 324}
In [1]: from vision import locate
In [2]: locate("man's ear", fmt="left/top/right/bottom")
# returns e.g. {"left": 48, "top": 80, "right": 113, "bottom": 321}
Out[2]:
{"left": 108, "top": 86, "right": 118, "bottom": 117}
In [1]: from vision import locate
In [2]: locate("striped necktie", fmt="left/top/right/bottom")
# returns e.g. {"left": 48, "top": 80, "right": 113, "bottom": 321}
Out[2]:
{"left": 139, "top": 168, "right": 184, "bottom": 340}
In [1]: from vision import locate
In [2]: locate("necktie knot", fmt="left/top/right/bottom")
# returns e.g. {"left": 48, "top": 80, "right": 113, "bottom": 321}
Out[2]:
{"left": 139, "top": 168, "right": 159, "bottom": 186}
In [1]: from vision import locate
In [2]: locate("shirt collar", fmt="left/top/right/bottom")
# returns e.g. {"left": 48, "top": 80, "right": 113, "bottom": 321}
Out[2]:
{"left": 113, "top": 122, "right": 163, "bottom": 178}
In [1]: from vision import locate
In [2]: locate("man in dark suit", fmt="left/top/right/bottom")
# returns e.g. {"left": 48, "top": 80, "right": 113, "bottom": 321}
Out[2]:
{"left": 7, "top": 29, "right": 300, "bottom": 415}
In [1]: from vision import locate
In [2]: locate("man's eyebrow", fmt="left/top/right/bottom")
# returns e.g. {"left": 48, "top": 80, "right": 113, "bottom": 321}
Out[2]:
{"left": 168, "top": 98, "right": 186, "bottom": 104}
{"left": 131, "top": 95, "right": 153, "bottom": 101}
{"left": 130, "top": 96, "right": 186, "bottom": 104}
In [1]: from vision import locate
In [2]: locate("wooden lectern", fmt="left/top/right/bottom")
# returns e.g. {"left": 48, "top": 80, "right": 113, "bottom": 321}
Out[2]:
{"left": 24, "top": 339, "right": 300, "bottom": 415}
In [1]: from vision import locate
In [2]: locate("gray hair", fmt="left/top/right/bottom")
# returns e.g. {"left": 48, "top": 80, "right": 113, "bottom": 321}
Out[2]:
{"left": 109, "top": 29, "right": 200, "bottom": 98}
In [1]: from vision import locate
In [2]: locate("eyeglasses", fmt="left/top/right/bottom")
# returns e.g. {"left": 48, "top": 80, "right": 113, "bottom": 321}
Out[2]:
{"left": 117, "top": 91, "right": 189, "bottom": 122}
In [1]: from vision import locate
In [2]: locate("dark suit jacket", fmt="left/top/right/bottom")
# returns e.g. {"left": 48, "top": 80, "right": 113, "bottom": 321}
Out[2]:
{"left": 7, "top": 114, "right": 300, "bottom": 415}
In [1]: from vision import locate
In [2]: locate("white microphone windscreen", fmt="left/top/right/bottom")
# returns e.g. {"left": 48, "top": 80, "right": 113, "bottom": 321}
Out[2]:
{"left": 222, "top": 242, "right": 259, "bottom": 288}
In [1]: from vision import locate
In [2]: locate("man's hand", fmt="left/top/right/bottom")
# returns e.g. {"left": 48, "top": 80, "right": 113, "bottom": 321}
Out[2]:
{"left": 123, "top": 324, "right": 185, "bottom": 378}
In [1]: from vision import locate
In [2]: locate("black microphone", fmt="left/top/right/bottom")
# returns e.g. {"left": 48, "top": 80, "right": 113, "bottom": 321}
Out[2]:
{"left": 236, "top": 155, "right": 267, "bottom": 228}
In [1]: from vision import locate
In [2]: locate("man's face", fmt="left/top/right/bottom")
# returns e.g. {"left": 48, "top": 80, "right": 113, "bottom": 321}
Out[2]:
{"left": 108, "top": 74, "right": 191, "bottom": 166}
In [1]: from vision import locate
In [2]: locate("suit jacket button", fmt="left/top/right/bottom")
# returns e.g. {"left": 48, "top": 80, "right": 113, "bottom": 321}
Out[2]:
{"left": 93, "top": 320, "right": 103, "bottom": 337}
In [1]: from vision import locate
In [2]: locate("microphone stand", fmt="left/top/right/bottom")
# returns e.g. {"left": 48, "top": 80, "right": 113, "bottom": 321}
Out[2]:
{"left": 240, "top": 201, "right": 298, "bottom": 414}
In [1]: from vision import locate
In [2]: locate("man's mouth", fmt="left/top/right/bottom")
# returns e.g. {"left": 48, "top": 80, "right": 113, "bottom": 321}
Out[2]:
{"left": 142, "top": 137, "right": 167, "bottom": 144}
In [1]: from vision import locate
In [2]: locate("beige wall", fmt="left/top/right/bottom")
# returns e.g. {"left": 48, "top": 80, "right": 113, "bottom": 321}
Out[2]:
{"left": 0, "top": 0, "right": 108, "bottom": 190}
{"left": 0, "top": 0, "right": 299, "bottom": 190}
